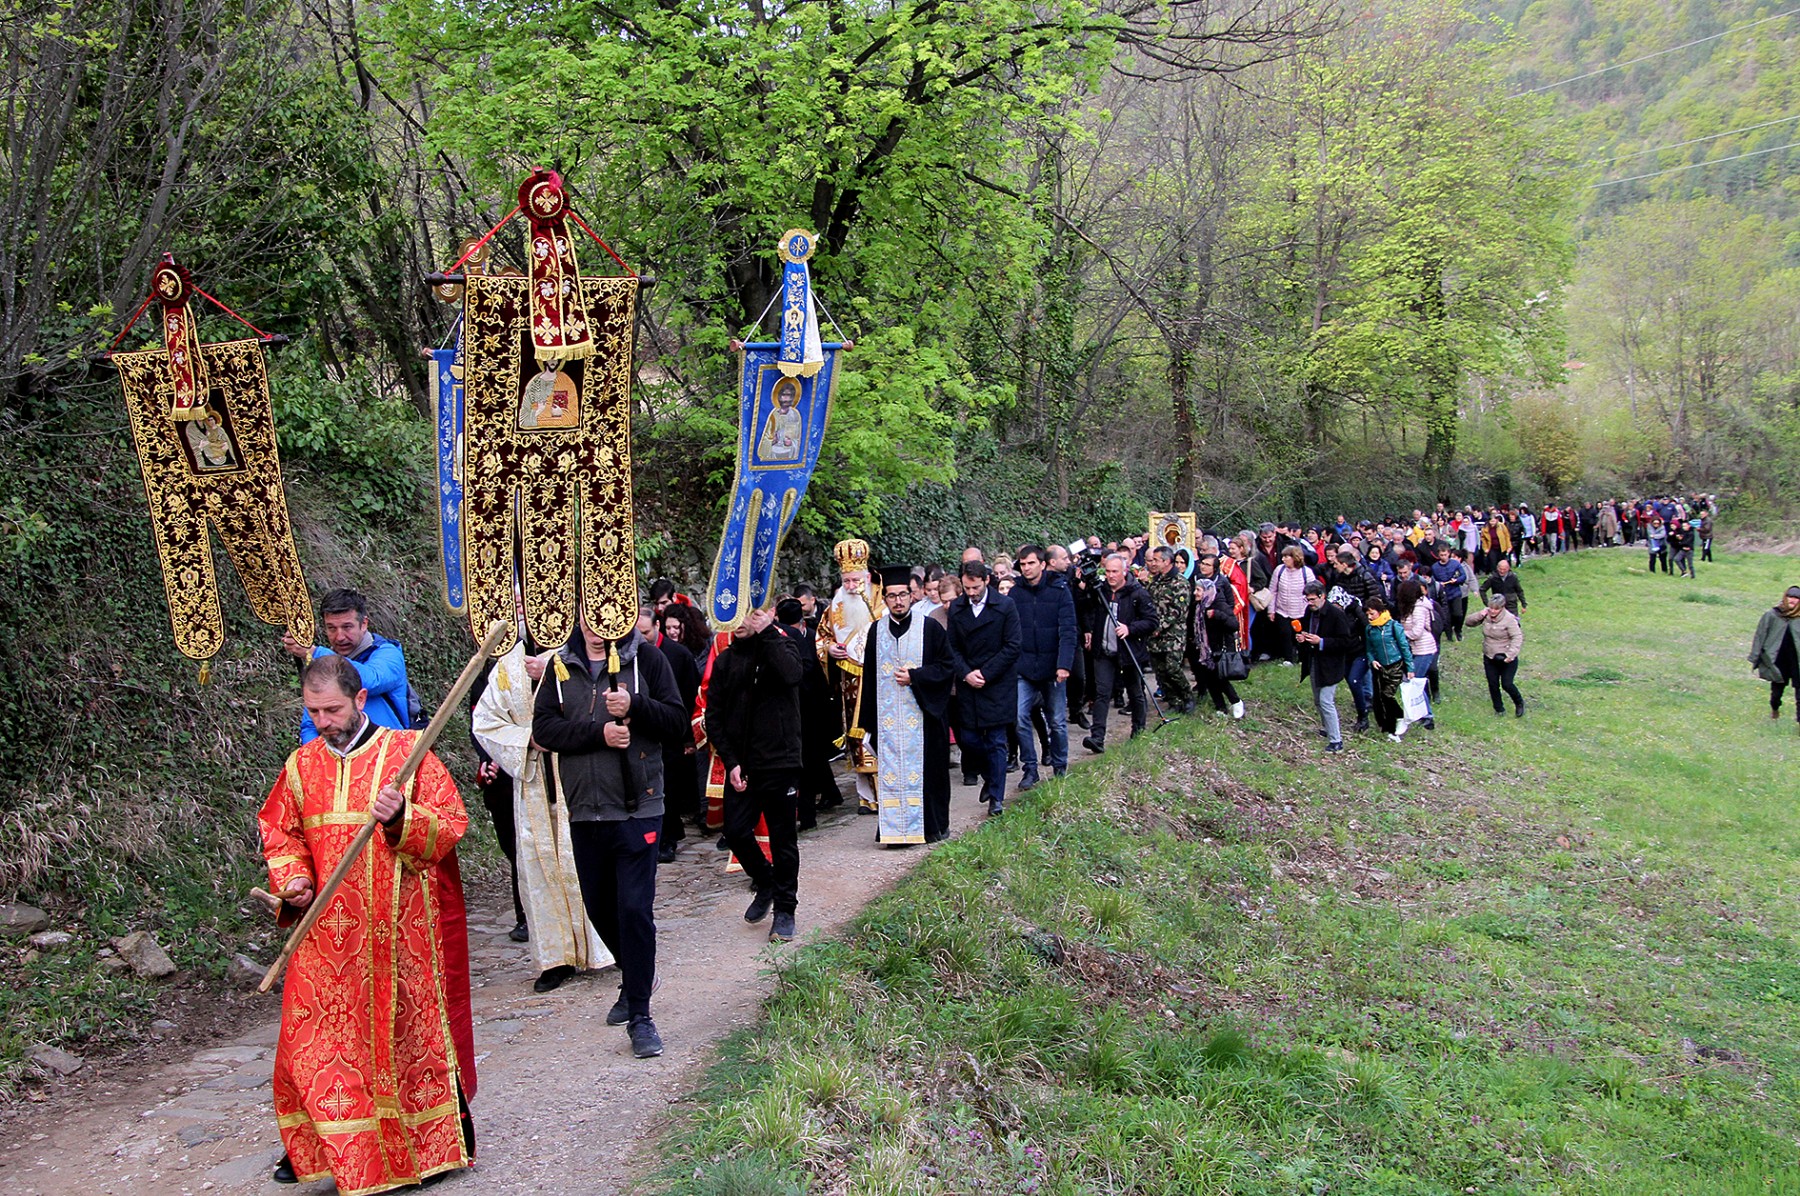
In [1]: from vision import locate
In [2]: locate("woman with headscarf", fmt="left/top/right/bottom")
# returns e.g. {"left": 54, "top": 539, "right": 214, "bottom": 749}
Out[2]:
{"left": 1187, "top": 554, "right": 1245, "bottom": 719}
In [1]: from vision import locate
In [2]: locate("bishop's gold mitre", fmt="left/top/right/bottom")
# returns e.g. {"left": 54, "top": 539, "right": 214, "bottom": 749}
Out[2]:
{"left": 833, "top": 538, "right": 870, "bottom": 573}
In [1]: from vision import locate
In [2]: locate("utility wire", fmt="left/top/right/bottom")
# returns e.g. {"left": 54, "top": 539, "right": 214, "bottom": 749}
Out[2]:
{"left": 1513, "top": 6, "right": 1800, "bottom": 97}
{"left": 1609, "top": 112, "right": 1800, "bottom": 159}
{"left": 1591, "top": 137, "right": 1800, "bottom": 187}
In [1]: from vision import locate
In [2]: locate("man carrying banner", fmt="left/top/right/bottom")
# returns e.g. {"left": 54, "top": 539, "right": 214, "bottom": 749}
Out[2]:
{"left": 256, "top": 654, "right": 475, "bottom": 1192}
{"left": 533, "top": 612, "right": 687, "bottom": 1059}
{"left": 705, "top": 604, "right": 808, "bottom": 941}
{"left": 852, "top": 565, "right": 957, "bottom": 843}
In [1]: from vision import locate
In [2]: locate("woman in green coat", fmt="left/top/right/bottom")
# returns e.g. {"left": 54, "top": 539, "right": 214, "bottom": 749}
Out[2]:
{"left": 1749, "top": 586, "right": 1800, "bottom": 728}
{"left": 1362, "top": 595, "right": 1414, "bottom": 742}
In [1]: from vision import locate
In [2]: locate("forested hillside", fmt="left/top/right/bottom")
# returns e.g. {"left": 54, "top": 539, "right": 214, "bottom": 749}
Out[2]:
{"left": 0, "top": 0, "right": 1794, "bottom": 1088}
{"left": 1497, "top": 0, "right": 1800, "bottom": 513}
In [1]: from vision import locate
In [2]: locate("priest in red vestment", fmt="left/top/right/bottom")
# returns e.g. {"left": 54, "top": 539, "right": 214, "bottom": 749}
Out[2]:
{"left": 257, "top": 653, "right": 476, "bottom": 1193}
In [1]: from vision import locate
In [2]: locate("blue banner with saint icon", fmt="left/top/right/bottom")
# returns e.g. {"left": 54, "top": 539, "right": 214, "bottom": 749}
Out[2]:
{"left": 706, "top": 229, "right": 848, "bottom": 629}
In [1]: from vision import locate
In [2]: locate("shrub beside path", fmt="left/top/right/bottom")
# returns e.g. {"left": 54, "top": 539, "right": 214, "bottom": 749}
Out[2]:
{"left": 0, "top": 772, "right": 1017, "bottom": 1195}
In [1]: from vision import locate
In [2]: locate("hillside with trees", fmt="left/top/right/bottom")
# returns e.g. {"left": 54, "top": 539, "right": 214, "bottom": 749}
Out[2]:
{"left": 0, "top": 0, "right": 1794, "bottom": 1089}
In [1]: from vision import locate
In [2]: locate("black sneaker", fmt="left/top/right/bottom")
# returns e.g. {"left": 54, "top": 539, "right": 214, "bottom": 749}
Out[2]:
{"left": 1082, "top": 736, "right": 1104, "bottom": 755}
{"left": 769, "top": 911, "right": 796, "bottom": 942}
{"left": 508, "top": 922, "right": 529, "bottom": 943}
{"left": 272, "top": 1154, "right": 297, "bottom": 1184}
{"left": 1325, "top": 741, "right": 1344, "bottom": 753}
{"left": 1352, "top": 715, "right": 1370, "bottom": 733}
{"left": 745, "top": 887, "right": 774, "bottom": 924}
{"left": 628, "top": 1016, "right": 663, "bottom": 1058}
{"left": 1017, "top": 771, "right": 1039, "bottom": 792}
{"left": 606, "top": 988, "right": 630, "bottom": 1026}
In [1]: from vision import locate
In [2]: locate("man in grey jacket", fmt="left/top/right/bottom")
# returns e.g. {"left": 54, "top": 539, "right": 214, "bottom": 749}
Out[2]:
{"left": 533, "top": 617, "right": 686, "bottom": 1058}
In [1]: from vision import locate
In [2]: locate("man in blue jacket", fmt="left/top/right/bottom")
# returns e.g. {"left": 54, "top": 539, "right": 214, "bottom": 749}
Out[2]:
{"left": 282, "top": 588, "right": 413, "bottom": 744}
{"left": 1009, "top": 545, "right": 1076, "bottom": 791}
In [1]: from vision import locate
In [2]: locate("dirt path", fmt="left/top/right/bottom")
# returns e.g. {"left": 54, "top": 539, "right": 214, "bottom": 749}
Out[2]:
{"left": 0, "top": 770, "right": 1021, "bottom": 1195}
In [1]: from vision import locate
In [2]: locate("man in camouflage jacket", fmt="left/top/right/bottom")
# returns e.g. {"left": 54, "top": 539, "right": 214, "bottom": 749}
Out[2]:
{"left": 1143, "top": 547, "right": 1194, "bottom": 713}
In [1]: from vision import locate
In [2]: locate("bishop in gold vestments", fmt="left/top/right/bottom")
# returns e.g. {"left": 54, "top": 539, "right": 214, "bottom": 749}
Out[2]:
{"left": 258, "top": 658, "right": 476, "bottom": 1195}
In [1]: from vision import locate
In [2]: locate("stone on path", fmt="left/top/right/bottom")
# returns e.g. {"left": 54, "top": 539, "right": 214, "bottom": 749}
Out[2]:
{"left": 28, "top": 930, "right": 73, "bottom": 951}
{"left": 226, "top": 954, "right": 266, "bottom": 990}
{"left": 28, "top": 1044, "right": 84, "bottom": 1076}
{"left": 113, "top": 931, "right": 177, "bottom": 979}
{"left": 1, "top": 903, "right": 51, "bottom": 938}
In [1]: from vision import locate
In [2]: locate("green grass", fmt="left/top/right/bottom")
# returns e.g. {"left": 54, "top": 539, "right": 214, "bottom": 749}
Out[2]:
{"left": 656, "top": 549, "right": 1800, "bottom": 1195}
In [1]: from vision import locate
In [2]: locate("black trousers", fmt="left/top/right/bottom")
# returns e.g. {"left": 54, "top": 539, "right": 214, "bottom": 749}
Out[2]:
{"left": 1262, "top": 615, "right": 1299, "bottom": 663}
{"left": 1069, "top": 645, "right": 1090, "bottom": 715}
{"left": 1445, "top": 596, "right": 1468, "bottom": 641}
{"left": 1091, "top": 652, "right": 1146, "bottom": 745}
{"left": 1371, "top": 663, "right": 1404, "bottom": 734}
{"left": 725, "top": 767, "right": 801, "bottom": 913}
{"left": 1773, "top": 665, "right": 1800, "bottom": 721}
{"left": 659, "top": 743, "right": 692, "bottom": 849}
{"left": 569, "top": 816, "right": 660, "bottom": 1019}
{"left": 1484, "top": 655, "right": 1524, "bottom": 713}
{"left": 477, "top": 772, "right": 524, "bottom": 925}
{"left": 1194, "top": 662, "right": 1240, "bottom": 712}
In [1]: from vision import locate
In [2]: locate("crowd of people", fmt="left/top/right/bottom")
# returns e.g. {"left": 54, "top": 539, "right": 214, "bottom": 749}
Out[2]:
{"left": 253, "top": 486, "right": 1800, "bottom": 1194}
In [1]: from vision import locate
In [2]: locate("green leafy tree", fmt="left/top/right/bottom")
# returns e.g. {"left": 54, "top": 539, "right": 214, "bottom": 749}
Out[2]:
{"left": 1253, "top": 0, "right": 1579, "bottom": 494}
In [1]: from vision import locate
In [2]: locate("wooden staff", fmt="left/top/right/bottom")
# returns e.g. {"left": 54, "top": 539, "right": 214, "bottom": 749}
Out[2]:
{"left": 258, "top": 619, "right": 510, "bottom": 994}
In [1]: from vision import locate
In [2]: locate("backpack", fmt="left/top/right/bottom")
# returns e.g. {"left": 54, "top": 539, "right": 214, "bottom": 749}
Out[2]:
{"left": 353, "top": 636, "right": 428, "bottom": 729}
{"left": 1429, "top": 597, "right": 1449, "bottom": 639}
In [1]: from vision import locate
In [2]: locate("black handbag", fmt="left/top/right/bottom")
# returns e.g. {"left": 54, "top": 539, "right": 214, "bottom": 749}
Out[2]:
{"left": 1216, "top": 645, "right": 1250, "bottom": 681}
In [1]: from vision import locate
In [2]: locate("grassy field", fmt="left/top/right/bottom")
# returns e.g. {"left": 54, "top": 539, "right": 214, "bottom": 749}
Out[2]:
{"left": 658, "top": 548, "right": 1800, "bottom": 1196}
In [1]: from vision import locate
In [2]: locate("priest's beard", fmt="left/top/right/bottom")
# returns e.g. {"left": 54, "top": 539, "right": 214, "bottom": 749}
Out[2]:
{"left": 322, "top": 719, "right": 362, "bottom": 751}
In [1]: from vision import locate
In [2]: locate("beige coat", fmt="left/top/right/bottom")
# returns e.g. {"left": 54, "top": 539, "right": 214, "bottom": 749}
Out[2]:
{"left": 1466, "top": 606, "right": 1523, "bottom": 660}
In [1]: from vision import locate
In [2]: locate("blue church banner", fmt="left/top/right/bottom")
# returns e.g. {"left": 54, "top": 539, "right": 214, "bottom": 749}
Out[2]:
{"left": 706, "top": 229, "right": 847, "bottom": 629}
{"left": 430, "top": 323, "right": 467, "bottom": 615}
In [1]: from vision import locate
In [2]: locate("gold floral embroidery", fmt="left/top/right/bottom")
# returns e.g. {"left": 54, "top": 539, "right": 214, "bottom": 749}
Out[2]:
{"left": 460, "top": 275, "right": 640, "bottom": 649}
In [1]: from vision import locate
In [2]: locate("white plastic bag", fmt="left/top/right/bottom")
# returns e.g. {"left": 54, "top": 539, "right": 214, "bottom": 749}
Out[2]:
{"left": 1400, "top": 677, "right": 1430, "bottom": 723}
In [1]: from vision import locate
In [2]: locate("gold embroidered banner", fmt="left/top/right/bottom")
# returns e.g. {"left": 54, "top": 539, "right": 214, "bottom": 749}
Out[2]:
{"left": 114, "top": 337, "right": 313, "bottom": 663}
{"left": 459, "top": 272, "right": 639, "bottom": 651}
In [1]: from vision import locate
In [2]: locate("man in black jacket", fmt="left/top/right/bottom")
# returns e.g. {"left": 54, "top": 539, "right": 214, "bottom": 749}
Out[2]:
{"left": 1480, "top": 558, "right": 1528, "bottom": 616}
{"left": 780, "top": 597, "right": 842, "bottom": 827}
{"left": 946, "top": 561, "right": 1023, "bottom": 816}
{"left": 533, "top": 618, "right": 687, "bottom": 1059}
{"left": 1009, "top": 545, "right": 1076, "bottom": 790}
{"left": 705, "top": 606, "right": 808, "bottom": 942}
{"left": 1325, "top": 546, "right": 1382, "bottom": 733}
{"left": 1296, "top": 581, "right": 1358, "bottom": 752}
{"left": 1083, "top": 552, "right": 1157, "bottom": 753}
